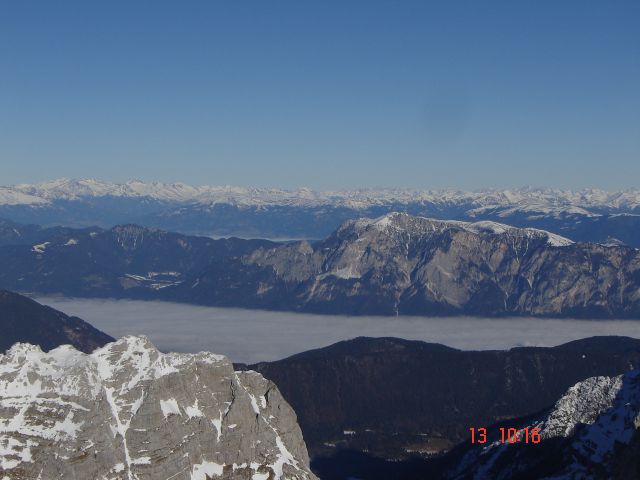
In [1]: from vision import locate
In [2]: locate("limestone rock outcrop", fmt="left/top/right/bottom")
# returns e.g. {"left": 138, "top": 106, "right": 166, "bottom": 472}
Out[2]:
{"left": 0, "top": 336, "right": 317, "bottom": 480}
{"left": 183, "top": 212, "right": 640, "bottom": 317}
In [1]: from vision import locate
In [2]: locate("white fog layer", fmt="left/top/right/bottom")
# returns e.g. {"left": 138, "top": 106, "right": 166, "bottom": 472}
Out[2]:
{"left": 35, "top": 297, "right": 640, "bottom": 364}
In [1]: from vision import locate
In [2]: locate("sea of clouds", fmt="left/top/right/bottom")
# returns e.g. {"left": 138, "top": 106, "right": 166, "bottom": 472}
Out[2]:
{"left": 36, "top": 297, "right": 640, "bottom": 364}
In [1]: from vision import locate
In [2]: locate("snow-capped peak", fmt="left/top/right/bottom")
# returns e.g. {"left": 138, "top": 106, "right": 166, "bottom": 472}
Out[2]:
{"left": 353, "top": 212, "right": 574, "bottom": 247}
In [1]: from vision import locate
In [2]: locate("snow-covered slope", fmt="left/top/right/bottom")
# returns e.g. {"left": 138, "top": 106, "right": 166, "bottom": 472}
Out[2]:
{"left": 0, "top": 186, "right": 47, "bottom": 206}
{"left": 11, "top": 178, "right": 206, "bottom": 203}
{"left": 0, "top": 336, "right": 317, "bottom": 480}
{"left": 8, "top": 178, "right": 329, "bottom": 206}
{"left": 356, "top": 212, "right": 574, "bottom": 247}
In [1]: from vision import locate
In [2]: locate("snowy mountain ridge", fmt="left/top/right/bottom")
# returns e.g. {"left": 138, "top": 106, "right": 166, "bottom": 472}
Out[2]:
{"left": 353, "top": 212, "right": 574, "bottom": 246}
{"left": 4, "top": 178, "right": 640, "bottom": 212}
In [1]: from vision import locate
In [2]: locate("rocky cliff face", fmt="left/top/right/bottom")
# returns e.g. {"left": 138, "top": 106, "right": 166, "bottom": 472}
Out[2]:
{"left": 0, "top": 336, "right": 317, "bottom": 480}
{"left": 183, "top": 212, "right": 640, "bottom": 317}
{"left": 450, "top": 369, "right": 640, "bottom": 479}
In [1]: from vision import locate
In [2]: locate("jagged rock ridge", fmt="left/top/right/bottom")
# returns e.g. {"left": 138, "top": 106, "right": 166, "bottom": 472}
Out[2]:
{"left": 0, "top": 336, "right": 317, "bottom": 480}
{"left": 451, "top": 369, "right": 640, "bottom": 479}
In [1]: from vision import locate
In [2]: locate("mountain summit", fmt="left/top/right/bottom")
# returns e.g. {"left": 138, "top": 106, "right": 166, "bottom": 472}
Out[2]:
{"left": 0, "top": 336, "right": 317, "bottom": 480}
{"left": 182, "top": 212, "right": 640, "bottom": 317}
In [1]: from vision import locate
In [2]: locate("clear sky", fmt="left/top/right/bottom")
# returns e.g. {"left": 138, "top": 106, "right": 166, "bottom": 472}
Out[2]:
{"left": 1, "top": 1, "right": 638, "bottom": 190}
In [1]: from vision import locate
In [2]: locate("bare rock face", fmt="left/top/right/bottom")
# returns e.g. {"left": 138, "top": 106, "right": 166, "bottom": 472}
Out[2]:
{"left": 0, "top": 336, "right": 317, "bottom": 480}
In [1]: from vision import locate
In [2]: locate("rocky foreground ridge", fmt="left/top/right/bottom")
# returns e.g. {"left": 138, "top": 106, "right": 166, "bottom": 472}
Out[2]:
{"left": 248, "top": 336, "right": 640, "bottom": 464}
{"left": 450, "top": 368, "right": 640, "bottom": 479}
{"left": 0, "top": 336, "right": 317, "bottom": 480}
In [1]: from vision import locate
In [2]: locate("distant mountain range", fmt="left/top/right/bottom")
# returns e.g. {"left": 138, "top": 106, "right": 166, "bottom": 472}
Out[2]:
{"left": 2, "top": 213, "right": 640, "bottom": 318}
{"left": 0, "top": 221, "right": 272, "bottom": 299}
{"left": 2, "top": 178, "right": 640, "bottom": 245}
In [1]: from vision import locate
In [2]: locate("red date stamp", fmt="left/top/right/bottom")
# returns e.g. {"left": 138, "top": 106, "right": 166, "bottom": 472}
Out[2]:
{"left": 469, "top": 427, "right": 541, "bottom": 444}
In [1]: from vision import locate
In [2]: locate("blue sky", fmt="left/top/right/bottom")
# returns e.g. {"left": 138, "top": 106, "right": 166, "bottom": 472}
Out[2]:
{"left": 1, "top": 1, "right": 638, "bottom": 190}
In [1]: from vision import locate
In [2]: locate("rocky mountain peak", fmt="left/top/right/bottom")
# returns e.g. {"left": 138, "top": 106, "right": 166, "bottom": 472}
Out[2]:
{"left": 452, "top": 368, "right": 640, "bottom": 479}
{"left": 343, "top": 212, "right": 573, "bottom": 247}
{"left": 0, "top": 336, "right": 317, "bottom": 479}
{"left": 225, "top": 211, "right": 640, "bottom": 316}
